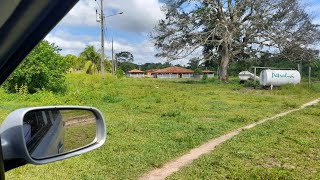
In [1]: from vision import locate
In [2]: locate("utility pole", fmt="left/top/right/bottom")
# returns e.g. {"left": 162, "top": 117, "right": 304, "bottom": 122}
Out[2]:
{"left": 115, "top": 47, "right": 117, "bottom": 74}
{"left": 99, "top": 0, "right": 105, "bottom": 79}
{"left": 96, "top": 1, "right": 123, "bottom": 78}
{"left": 112, "top": 39, "right": 118, "bottom": 75}
{"left": 112, "top": 38, "right": 114, "bottom": 75}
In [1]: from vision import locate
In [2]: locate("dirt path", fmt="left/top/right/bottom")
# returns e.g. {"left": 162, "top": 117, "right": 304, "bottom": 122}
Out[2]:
{"left": 140, "top": 98, "right": 320, "bottom": 180}
{"left": 65, "top": 115, "right": 95, "bottom": 127}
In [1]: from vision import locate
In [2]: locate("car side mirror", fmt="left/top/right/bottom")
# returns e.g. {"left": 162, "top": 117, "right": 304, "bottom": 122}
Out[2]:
{"left": 0, "top": 106, "right": 106, "bottom": 171}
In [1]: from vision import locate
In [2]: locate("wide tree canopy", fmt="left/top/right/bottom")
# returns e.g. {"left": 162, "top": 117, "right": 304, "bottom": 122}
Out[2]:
{"left": 115, "top": 51, "right": 134, "bottom": 63}
{"left": 115, "top": 51, "right": 135, "bottom": 72}
{"left": 153, "top": 0, "right": 320, "bottom": 81}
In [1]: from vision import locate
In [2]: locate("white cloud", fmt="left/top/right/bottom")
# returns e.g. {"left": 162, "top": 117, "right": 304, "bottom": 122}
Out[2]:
{"left": 60, "top": 0, "right": 165, "bottom": 33}
{"left": 45, "top": 30, "right": 196, "bottom": 66}
{"left": 105, "top": 39, "right": 163, "bottom": 64}
{"left": 106, "top": 0, "right": 165, "bottom": 32}
{"left": 46, "top": 0, "right": 194, "bottom": 66}
{"left": 45, "top": 32, "right": 96, "bottom": 55}
{"left": 46, "top": 35, "right": 85, "bottom": 49}
{"left": 45, "top": 31, "right": 165, "bottom": 64}
{"left": 60, "top": 0, "right": 98, "bottom": 27}
{"left": 106, "top": 40, "right": 135, "bottom": 52}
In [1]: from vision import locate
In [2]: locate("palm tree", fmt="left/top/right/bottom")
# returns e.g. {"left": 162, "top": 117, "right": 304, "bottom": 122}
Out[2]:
{"left": 79, "top": 45, "right": 100, "bottom": 74}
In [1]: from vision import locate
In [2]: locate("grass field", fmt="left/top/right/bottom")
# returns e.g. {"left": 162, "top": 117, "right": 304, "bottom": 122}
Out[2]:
{"left": 169, "top": 104, "right": 320, "bottom": 179}
{"left": 1, "top": 73, "right": 319, "bottom": 179}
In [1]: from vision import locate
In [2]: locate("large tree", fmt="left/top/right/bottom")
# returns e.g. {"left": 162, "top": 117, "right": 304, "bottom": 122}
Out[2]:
{"left": 115, "top": 51, "right": 134, "bottom": 63}
{"left": 65, "top": 54, "right": 84, "bottom": 71}
{"left": 187, "top": 57, "right": 202, "bottom": 70}
{"left": 115, "top": 51, "right": 135, "bottom": 72}
{"left": 153, "top": 0, "right": 320, "bottom": 81}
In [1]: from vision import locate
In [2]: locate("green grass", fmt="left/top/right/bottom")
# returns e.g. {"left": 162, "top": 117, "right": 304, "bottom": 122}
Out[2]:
{"left": 61, "top": 109, "right": 97, "bottom": 148}
{"left": 63, "top": 122, "right": 96, "bottom": 152}
{"left": 1, "top": 73, "right": 319, "bottom": 179}
{"left": 169, "top": 104, "right": 320, "bottom": 179}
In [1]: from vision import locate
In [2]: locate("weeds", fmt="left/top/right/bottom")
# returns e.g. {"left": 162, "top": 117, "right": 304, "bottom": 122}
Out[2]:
{"left": 161, "top": 110, "right": 181, "bottom": 118}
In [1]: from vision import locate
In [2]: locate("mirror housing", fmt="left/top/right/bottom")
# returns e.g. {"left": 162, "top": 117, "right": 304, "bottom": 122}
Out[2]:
{"left": 0, "top": 106, "right": 106, "bottom": 171}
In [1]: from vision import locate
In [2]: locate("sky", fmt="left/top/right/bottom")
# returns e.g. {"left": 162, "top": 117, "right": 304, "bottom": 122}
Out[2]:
{"left": 45, "top": 0, "right": 320, "bottom": 65}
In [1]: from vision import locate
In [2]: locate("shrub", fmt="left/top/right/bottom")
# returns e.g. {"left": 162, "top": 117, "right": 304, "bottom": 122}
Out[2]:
{"left": 243, "top": 80, "right": 259, "bottom": 87}
{"left": 194, "top": 68, "right": 203, "bottom": 75}
{"left": 116, "top": 69, "right": 125, "bottom": 78}
{"left": 84, "top": 61, "right": 97, "bottom": 75}
{"left": 3, "top": 41, "right": 70, "bottom": 94}
{"left": 202, "top": 74, "right": 208, "bottom": 81}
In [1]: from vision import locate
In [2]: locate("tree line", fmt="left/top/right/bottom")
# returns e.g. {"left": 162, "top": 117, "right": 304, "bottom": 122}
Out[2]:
{"left": 2, "top": 41, "right": 184, "bottom": 94}
{"left": 3, "top": 41, "right": 145, "bottom": 94}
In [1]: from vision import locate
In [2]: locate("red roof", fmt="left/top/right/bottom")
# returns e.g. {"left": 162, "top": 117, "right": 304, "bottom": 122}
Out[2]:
{"left": 128, "top": 69, "right": 144, "bottom": 73}
{"left": 146, "top": 69, "right": 158, "bottom": 73}
{"left": 155, "top": 66, "right": 194, "bottom": 74}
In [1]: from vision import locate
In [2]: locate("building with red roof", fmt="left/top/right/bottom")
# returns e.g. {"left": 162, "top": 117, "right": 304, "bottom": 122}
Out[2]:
{"left": 202, "top": 70, "right": 214, "bottom": 78}
{"left": 127, "top": 69, "right": 144, "bottom": 78}
{"left": 154, "top": 66, "right": 194, "bottom": 78}
{"left": 146, "top": 69, "right": 158, "bottom": 78}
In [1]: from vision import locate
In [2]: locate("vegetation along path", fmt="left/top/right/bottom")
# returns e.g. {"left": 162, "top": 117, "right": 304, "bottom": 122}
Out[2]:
{"left": 140, "top": 98, "right": 320, "bottom": 180}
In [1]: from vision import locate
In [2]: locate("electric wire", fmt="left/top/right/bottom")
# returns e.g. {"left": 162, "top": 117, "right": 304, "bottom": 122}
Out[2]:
{"left": 94, "top": 0, "right": 101, "bottom": 12}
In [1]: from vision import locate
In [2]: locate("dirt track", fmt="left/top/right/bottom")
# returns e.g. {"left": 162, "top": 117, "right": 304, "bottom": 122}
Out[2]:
{"left": 65, "top": 115, "right": 95, "bottom": 127}
{"left": 140, "top": 98, "right": 320, "bottom": 180}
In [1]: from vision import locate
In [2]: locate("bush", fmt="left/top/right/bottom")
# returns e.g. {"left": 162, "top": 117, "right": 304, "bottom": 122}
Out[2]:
{"left": 243, "top": 80, "right": 259, "bottom": 87}
{"left": 3, "top": 41, "right": 70, "bottom": 94}
{"left": 65, "top": 54, "right": 84, "bottom": 72}
{"left": 202, "top": 74, "right": 208, "bottom": 81}
{"left": 194, "top": 68, "right": 203, "bottom": 75}
{"left": 116, "top": 69, "right": 125, "bottom": 78}
{"left": 84, "top": 61, "right": 97, "bottom": 75}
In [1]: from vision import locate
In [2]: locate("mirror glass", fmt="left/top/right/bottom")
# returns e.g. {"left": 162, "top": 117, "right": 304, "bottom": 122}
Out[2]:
{"left": 23, "top": 109, "right": 97, "bottom": 159}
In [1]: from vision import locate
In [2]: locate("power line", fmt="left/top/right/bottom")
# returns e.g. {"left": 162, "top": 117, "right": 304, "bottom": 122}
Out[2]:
{"left": 94, "top": 0, "right": 101, "bottom": 12}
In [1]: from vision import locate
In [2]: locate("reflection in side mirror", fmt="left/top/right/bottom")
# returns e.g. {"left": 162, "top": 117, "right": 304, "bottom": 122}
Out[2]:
{"left": 23, "top": 109, "right": 97, "bottom": 159}
{"left": 1, "top": 106, "right": 105, "bottom": 171}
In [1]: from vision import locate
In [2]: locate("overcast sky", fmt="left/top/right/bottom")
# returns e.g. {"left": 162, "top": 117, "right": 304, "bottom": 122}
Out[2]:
{"left": 45, "top": 0, "right": 320, "bottom": 65}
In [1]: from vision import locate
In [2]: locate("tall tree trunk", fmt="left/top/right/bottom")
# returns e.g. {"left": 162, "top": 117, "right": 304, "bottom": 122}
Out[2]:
{"left": 219, "top": 43, "right": 230, "bottom": 82}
